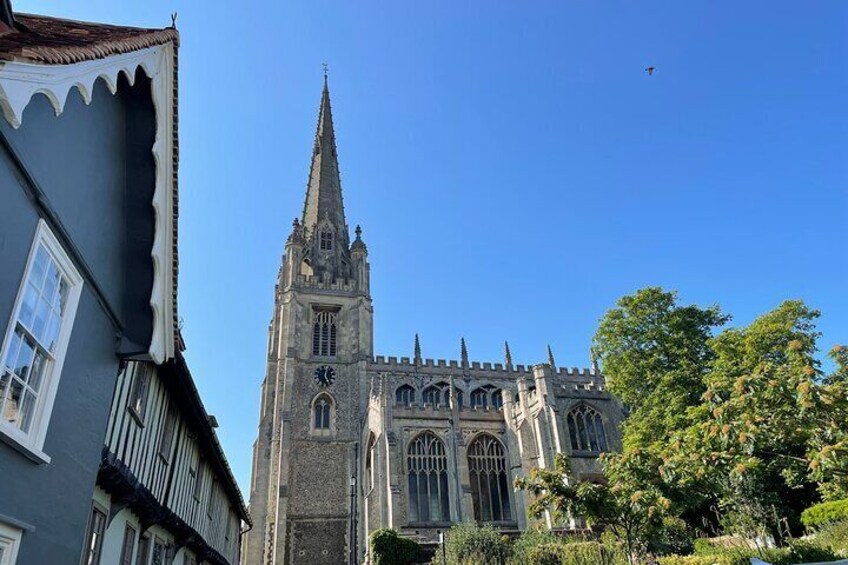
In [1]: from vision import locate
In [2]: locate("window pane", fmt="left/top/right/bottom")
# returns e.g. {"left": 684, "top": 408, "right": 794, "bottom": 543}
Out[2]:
{"left": 5, "top": 378, "right": 23, "bottom": 426}
{"left": 439, "top": 471, "right": 450, "bottom": 521}
{"left": 13, "top": 333, "right": 35, "bottom": 381}
{"left": 18, "top": 284, "right": 38, "bottom": 329}
{"left": 18, "top": 389, "right": 36, "bottom": 433}
{"left": 31, "top": 246, "right": 49, "bottom": 290}
{"left": 27, "top": 350, "right": 47, "bottom": 392}
{"left": 42, "top": 261, "right": 60, "bottom": 308}
{"left": 44, "top": 312, "right": 61, "bottom": 354}
{"left": 32, "top": 297, "right": 50, "bottom": 343}
{"left": 57, "top": 277, "right": 70, "bottom": 314}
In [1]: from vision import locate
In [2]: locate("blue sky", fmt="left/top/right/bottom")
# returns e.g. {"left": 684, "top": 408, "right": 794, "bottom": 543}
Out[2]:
{"left": 17, "top": 0, "right": 847, "bottom": 494}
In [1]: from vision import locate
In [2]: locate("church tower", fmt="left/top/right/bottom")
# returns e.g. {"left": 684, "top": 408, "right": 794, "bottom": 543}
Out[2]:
{"left": 244, "top": 74, "right": 373, "bottom": 565}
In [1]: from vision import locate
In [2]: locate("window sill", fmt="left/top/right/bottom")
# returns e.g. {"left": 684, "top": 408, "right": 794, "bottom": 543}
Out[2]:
{"left": 0, "top": 428, "right": 51, "bottom": 464}
{"left": 570, "top": 451, "right": 603, "bottom": 459}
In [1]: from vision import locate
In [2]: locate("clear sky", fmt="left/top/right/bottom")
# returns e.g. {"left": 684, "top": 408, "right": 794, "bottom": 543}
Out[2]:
{"left": 16, "top": 0, "right": 848, "bottom": 495}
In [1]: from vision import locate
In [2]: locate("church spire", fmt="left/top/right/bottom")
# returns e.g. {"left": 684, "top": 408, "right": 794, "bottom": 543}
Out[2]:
{"left": 302, "top": 70, "right": 347, "bottom": 239}
{"left": 413, "top": 333, "right": 422, "bottom": 366}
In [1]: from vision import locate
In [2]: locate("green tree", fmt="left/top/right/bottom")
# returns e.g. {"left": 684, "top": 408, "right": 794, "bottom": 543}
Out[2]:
{"left": 592, "top": 288, "right": 728, "bottom": 522}
{"left": 808, "top": 345, "right": 848, "bottom": 499}
{"left": 515, "top": 454, "right": 671, "bottom": 564}
{"left": 669, "top": 301, "right": 843, "bottom": 533}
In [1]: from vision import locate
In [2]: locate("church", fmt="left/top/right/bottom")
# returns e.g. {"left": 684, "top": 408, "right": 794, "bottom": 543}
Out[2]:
{"left": 242, "top": 75, "right": 626, "bottom": 565}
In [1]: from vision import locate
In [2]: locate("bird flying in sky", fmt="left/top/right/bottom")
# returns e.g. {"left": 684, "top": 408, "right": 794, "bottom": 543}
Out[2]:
{"left": 645, "top": 66, "right": 655, "bottom": 76}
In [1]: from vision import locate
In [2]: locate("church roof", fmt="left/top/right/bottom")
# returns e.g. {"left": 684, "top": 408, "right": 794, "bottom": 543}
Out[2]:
{"left": 302, "top": 74, "right": 348, "bottom": 239}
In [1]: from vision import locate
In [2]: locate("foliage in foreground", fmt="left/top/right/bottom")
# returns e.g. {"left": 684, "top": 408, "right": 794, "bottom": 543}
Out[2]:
{"left": 658, "top": 538, "right": 839, "bottom": 565}
{"left": 591, "top": 289, "right": 848, "bottom": 540}
{"left": 371, "top": 528, "right": 421, "bottom": 565}
{"left": 432, "top": 522, "right": 509, "bottom": 565}
{"left": 801, "top": 498, "right": 848, "bottom": 529}
{"left": 514, "top": 453, "right": 670, "bottom": 563}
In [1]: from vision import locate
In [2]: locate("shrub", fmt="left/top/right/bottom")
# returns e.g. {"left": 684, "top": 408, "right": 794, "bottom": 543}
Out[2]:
{"left": 522, "top": 541, "right": 615, "bottom": 565}
{"left": 437, "top": 523, "right": 509, "bottom": 565}
{"left": 787, "top": 538, "right": 841, "bottom": 562}
{"left": 801, "top": 498, "right": 848, "bottom": 529}
{"left": 817, "top": 520, "right": 848, "bottom": 555}
{"left": 371, "top": 528, "right": 421, "bottom": 565}
{"left": 660, "top": 542, "right": 839, "bottom": 565}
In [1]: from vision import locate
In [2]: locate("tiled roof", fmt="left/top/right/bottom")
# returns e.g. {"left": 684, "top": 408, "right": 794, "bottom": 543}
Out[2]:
{"left": 0, "top": 13, "right": 178, "bottom": 64}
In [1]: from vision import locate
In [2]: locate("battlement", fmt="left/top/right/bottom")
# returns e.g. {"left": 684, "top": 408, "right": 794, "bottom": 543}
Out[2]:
{"left": 369, "top": 355, "right": 604, "bottom": 383}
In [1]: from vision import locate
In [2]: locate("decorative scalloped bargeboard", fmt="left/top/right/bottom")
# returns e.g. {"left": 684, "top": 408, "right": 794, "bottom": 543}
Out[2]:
{"left": 0, "top": 44, "right": 176, "bottom": 364}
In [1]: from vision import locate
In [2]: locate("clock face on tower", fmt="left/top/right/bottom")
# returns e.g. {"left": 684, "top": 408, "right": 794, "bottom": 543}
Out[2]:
{"left": 314, "top": 365, "right": 335, "bottom": 387}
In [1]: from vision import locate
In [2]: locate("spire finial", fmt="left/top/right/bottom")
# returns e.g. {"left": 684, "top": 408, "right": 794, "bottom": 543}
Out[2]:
{"left": 547, "top": 344, "right": 556, "bottom": 371}
{"left": 355, "top": 225, "right": 362, "bottom": 239}
{"left": 504, "top": 341, "right": 513, "bottom": 370}
{"left": 460, "top": 337, "right": 469, "bottom": 369}
{"left": 414, "top": 333, "right": 422, "bottom": 366}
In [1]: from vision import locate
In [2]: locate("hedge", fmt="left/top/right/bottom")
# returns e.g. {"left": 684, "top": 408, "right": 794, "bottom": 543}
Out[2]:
{"left": 371, "top": 528, "right": 421, "bottom": 565}
{"left": 801, "top": 498, "right": 848, "bottom": 529}
{"left": 437, "top": 523, "right": 509, "bottom": 565}
{"left": 520, "top": 541, "right": 616, "bottom": 565}
{"left": 659, "top": 541, "right": 839, "bottom": 565}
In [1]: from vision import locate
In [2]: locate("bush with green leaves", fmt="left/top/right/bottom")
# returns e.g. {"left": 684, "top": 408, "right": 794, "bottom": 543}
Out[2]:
{"left": 434, "top": 523, "right": 509, "bottom": 565}
{"left": 801, "top": 498, "right": 848, "bottom": 529}
{"left": 817, "top": 520, "right": 848, "bottom": 555}
{"left": 371, "top": 528, "right": 421, "bottom": 565}
{"left": 661, "top": 538, "right": 839, "bottom": 565}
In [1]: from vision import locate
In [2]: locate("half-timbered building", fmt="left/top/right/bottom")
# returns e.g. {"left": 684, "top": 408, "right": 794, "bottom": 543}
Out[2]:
{"left": 95, "top": 354, "right": 249, "bottom": 565}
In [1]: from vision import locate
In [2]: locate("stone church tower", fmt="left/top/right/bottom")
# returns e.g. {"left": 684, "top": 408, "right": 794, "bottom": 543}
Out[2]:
{"left": 244, "top": 75, "right": 373, "bottom": 565}
{"left": 244, "top": 77, "right": 625, "bottom": 565}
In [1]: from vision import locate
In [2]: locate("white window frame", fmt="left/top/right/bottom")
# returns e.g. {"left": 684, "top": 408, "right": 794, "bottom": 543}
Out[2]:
{"left": 0, "top": 220, "right": 83, "bottom": 463}
{"left": 0, "top": 521, "right": 23, "bottom": 565}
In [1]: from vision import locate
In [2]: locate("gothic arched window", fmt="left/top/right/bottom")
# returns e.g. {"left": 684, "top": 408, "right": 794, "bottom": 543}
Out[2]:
{"left": 407, "top": 432, "right": 450, "bottom": 523}
{"left": 311, "top": 394, "right": 334, "bottom": 436}
{"left": 470, "top": 388, "right": 488, "bottom": 410}
{"left": 491, "top": 389, "right": 504, "bottom": 410}
{"left": 422, "top": 382, "right": 453, "bottom": 409}
{"left": 567, "top": 404, "right": 608, "bottom": 453}
{"left": 468, "top": 434, "right": 512, "bottom": 523}
{"left": 455, "top": 389, "right": 464, "bottom": 409}
{"left": 396, "top": 385, "right": 415, "bottom": 407}
{"left": 312, "top": 309, "right": 338, "bottom": 357}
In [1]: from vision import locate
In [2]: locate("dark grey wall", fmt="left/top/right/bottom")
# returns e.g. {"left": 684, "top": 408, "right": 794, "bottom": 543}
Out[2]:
{"left": 0, "top": 69, "right": 158, "bottom": 564}
{"left": 0, "top": 70, "right": 156, "bottom": 350}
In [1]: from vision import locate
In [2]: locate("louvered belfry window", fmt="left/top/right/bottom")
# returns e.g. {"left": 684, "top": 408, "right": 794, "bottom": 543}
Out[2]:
{"left": 468, "top": 434, "right": 512, "bottom": 522}
{"left": 407, "top": 432, "right": 450, "bottom": 523}
{"left": 567, "top": 404, "right": 608, "bottom": 453}
{"left": 312, "top": 309, "right": 338, "bottom": 357}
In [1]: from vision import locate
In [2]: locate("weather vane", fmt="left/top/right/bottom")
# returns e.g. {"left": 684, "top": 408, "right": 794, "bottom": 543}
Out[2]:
{"left": 322, "top": 62, "right": 328, "bottom": 77}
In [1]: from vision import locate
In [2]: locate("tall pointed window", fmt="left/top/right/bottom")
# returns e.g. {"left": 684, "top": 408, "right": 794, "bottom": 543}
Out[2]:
{"left": 567, "top": 404, "right": 608, "bottom": 454}
{"left": 320, "top": 231, "right": 333, "bottom": 250}
{"left": 395, "top": 385, "right": 415, "bottom": 407}
{"left": 468, "top": 434, "right": 512, "bottom": 523}
{"left": 311, "top": 393, "right": 334, "bottom": 436}
{"left": 407, "top": 432, "right": 450, "bottom": 523}
{"left": 312, "top": 309, "right": 338, "bottom": 357}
